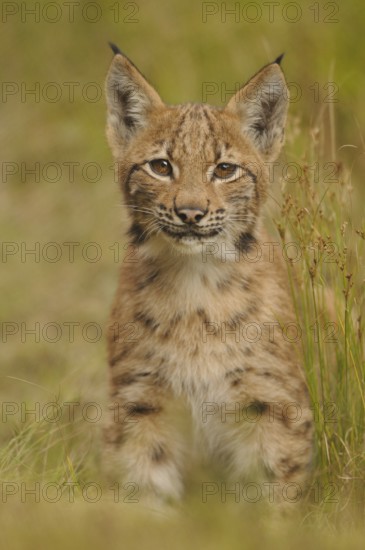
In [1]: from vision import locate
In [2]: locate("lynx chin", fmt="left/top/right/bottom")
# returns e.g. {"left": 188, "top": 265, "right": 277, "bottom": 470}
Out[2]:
{"left": 103, "top": 44, "right": 313, "bottom": 509}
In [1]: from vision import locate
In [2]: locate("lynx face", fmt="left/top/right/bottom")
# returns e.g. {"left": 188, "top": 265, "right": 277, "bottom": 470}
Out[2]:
{"left": 105, "top": 48, "right": 288, "bottom": 255}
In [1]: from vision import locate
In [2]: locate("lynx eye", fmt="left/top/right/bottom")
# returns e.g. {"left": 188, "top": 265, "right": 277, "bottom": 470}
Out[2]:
{"left": 149, "top": 159, "right": 173, "bottom": 177}
{"left": 213, "top": 163, "right": 238, "bottom": 180}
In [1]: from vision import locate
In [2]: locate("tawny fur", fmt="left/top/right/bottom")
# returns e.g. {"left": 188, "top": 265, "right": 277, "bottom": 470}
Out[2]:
{"left": 103, "top": 49, "right": 314, "bottom": 507}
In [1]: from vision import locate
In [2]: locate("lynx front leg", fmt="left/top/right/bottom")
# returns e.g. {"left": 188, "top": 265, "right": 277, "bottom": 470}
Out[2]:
{"left": 198, "top": 382, "right": 313, "bottom": 511}
{"left": 103, "top": 372, "right": 184, "bottom": 506}
{"left": 246, "top": 400, "right": 314, "bottom": 510}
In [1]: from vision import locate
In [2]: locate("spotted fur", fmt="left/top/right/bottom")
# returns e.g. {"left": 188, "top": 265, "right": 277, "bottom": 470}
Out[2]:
{"left": 103, "top": 48, "right": 313, "bottom": 508}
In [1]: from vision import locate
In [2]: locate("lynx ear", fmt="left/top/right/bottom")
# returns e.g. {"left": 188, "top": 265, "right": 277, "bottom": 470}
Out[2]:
{"left": 105, "top": 47, "right": 163, "bottom": 155}
{"left": 225, "top": 59, "right": 289, "bottom": 161}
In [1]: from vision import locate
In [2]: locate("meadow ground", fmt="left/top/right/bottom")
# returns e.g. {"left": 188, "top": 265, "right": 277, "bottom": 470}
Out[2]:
{"left": 1, "top": 0, "right": 364, "bottom": 547}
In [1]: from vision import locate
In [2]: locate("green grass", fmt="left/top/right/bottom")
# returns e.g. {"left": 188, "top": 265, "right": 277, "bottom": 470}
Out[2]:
{"left": 273, "top": 125, "right": 365, "bottom": 522}
{"left": 1, "top": 0, "right": 364, "bottom": 547}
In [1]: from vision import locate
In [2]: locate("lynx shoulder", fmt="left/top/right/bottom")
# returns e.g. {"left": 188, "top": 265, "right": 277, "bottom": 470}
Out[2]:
{"left": 103, "top": 46, "right": 313, "bottom": 508}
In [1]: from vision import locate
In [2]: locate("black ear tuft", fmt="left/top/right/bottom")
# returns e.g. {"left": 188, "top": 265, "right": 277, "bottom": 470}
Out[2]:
{"left": 109, "top": 42, "right": 122, "bottom": 56}
{"left": 273, "top": 53, "right": 285, "bottom": 66}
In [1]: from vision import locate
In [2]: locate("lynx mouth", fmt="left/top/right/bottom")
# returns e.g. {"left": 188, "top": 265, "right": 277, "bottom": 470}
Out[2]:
{"left": 161, "top": 226, "right": 223, "bottom": 241}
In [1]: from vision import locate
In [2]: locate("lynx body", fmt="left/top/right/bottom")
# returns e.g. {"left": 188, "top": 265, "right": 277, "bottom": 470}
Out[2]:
{"left": 103, "top": 46, "right": 313, "bottom": 507}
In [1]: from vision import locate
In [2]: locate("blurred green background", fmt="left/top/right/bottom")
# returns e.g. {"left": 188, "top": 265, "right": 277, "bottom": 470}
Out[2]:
{"left": 1, "top": 0, "right": 364, "bottom": 547}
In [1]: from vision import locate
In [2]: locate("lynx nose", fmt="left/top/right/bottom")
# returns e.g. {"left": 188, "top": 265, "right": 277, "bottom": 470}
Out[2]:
{"left": 175, "top": 206, "right": 207, "bottom": 225}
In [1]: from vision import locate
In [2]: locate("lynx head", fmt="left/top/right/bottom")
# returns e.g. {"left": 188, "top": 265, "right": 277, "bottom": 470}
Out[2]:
{"left": 105, "top": 45, "right": 289, "bottom": 256}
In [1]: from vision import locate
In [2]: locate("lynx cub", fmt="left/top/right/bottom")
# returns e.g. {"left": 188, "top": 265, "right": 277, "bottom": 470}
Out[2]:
{"left": 104, "top": 44, "right": 313, "bottom": 507}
